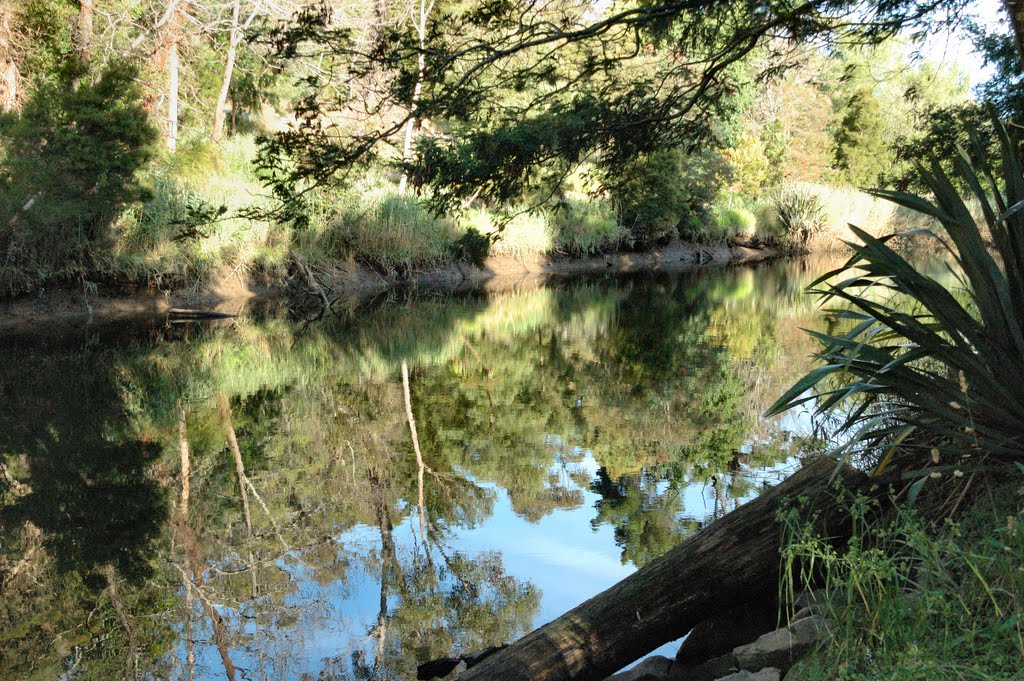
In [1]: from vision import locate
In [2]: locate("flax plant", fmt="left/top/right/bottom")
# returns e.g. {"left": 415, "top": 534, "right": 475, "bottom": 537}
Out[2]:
{"left": 768, "top": 117, "right": 1024, "bottom": 471}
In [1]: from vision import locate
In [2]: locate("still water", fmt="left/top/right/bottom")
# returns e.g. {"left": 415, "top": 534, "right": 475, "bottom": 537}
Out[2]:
{"left": 1, "top": 259, "right": 834, "bottom": 680}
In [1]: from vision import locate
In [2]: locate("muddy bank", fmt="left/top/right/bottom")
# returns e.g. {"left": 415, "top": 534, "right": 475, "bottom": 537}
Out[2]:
{"left": 0, "top": 241, "right": 777, "bottom": 334}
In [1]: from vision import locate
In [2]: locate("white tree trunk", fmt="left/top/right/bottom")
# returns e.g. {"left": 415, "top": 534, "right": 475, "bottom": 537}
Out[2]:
{"left": 211, "top": 0, "right": 241, "bottom": 142}
{"left": 399, "top": 0, "right": 433, "bottom": 194}
{"left": 168, "top": 40, "right": 180, "bottom": 152}
{"left": 0, "top": 5, "right": 17, "bottom": 111}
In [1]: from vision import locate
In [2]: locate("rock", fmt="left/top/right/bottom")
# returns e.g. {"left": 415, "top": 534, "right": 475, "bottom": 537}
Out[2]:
{"left": 674, "top": 602, "right": 779, "bottom": 667}
{"left": 667, "top": 652, "right": 737, "bottom": 681}
{"left": 605, "top": 655, "right": 674, "bottom": 681}
{"left": 733, "top": 615, "right": 830, "bottom": 674}
{"left": 715, "top": 668, "right": 781, "bottom": 681}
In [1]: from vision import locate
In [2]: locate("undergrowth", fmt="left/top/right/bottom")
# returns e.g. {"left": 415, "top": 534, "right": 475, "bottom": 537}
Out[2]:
{"left": 780, "top": 473, "right": 1024, "bottom": 681}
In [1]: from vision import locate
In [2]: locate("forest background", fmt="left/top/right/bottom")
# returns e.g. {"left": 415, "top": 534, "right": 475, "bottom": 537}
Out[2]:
{"left": 0, "top": 0, "right": 1020, "bottom": 295}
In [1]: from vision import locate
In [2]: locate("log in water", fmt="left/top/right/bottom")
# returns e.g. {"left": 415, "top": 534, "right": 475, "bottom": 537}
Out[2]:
{"left": 458, "top": 457, "right": 869, "bottom": 681}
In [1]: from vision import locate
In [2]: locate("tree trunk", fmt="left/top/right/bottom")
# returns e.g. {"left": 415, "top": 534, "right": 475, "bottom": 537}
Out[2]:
{"left": 219, "top": 394, "right": 253, "bottom": 538}
{"left": 211, "top": 0, "right": 241, "bottom": 142}
{"left": 458, "top": 458, "right": 871, "bottom": 681}
{"left": 399, "top": 0, "right": 433, "bottom": 194}
{"left": 77, "top": 0, "right": 94, "bottom": 65}
{"left": 177, "top": 400, "right": 190, "bottom": 516}
{"left": 0, "top": 5, "right": 17, "bottom": 111}
{"left": 168, "top": 40, "right": 180, "bottom": 152}
{"left": 1005, "top": 1, "right": 1024, "bottom": 67}
{"left": 402, "top": 359, "right": 429, "bottom": 541}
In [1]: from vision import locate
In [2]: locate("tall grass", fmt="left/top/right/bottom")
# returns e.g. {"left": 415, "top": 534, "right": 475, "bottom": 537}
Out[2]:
{"left": 107, "top": 136, "right": 290, "bottom": 288}
{"left": 781, "top": 478, "right": 1024, "bottom": 681}
{"left": 463, "top": 199, "right": 625, "bottom": 257}
{"left": 109, "top": 138, "right": 630, "bottom": 282}
{"left": 768, "top": 118, "right": 1024, "bottom": 473}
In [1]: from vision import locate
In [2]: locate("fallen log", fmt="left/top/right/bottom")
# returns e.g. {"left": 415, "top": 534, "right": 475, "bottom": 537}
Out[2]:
{"left": 168, "top": 308, "right": 239, "bottom": 320}
{"left": 458, "top": 457, "right": 871, "bottom": 681}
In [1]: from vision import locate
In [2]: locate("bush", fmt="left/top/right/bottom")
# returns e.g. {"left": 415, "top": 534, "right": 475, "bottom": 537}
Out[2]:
{"left": 0, "top": 61, "right": 157, "bottom": 292}
{"left": 606, "top": 147, "right": 724, "bottom": 247}
{"left": 782, "top": 479, "right": 1024, "bottom": 681}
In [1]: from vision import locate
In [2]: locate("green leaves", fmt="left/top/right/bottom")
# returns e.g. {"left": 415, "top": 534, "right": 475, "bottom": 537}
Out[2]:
{"left": 770, "top": 113, "right": 1024, "bottom": 469}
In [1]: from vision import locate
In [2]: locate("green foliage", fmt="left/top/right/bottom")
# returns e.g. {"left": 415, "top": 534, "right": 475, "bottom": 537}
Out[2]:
{"left": 782, "top": 480, "right": 1024, "bottom": 680}
{"left": 548, "top": 199, "right": 625, "bottom": 254}
{"left": 888, "top": 103, "right": 998, "bottom": 193}
{"left": 333, "top": 190, "right": 459, "bottom": 272}
{"left": 724, "top": 131, "right": 773, "bottom": 196}
{"left": 715, "top": 206, "right": 757, "bottom": 239}
{"left": 450, "top": 226, "right": 491, "bottom": 267}
{"left": 11, "top": 0, "right": 75, "bottom": 84}
{"left": 831, "top": 85, "right": 890, "bottom": 187}
{"left": 611, "top": 149, "right": 687, "bottom": 245}
{"left": 609, "top": 147, "right": 724, "bottom": 247}
{"left": 768, "top": 117, "right": 1024, "bottom": 471}
{"left": 767, "top": 184, "right": 828, "bottom": 250}
{"left": 0, "top": 61, "right": 157, "bottom": 292}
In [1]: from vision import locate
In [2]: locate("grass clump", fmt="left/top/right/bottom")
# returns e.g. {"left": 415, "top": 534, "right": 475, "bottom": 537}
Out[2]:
{"left": 549, "top": 199, "right": 626, "bottom": 254}
{"left": 107, "top": 135, "right": 289, "bottom": 288}
{"left": 781, "top": 476, "right": 1024, "bottom": 681}
{"left": 715, "top": 205, "right": 758, "bottom": 240}
{"left": 332, "top": 188, "right": 459, "bottom": 272}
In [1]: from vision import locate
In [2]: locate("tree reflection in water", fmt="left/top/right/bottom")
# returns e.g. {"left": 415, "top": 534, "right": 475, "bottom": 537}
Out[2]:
{"left": 1, "top": 260, "right": 842, "bottom": 679}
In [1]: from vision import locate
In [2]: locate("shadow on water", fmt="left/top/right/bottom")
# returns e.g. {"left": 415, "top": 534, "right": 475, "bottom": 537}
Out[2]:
{"left": 0, "top": 257, "right": 843, "bottom": 679}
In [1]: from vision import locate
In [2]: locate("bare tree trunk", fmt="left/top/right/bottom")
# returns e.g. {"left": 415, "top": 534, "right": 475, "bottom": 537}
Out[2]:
{"left": 168, "top": 41, "right": 180, "bottom": 151}
{"left": 398, "top": 0, "right": 434, "bottom": 194}
{"left": 77, "top": 0, "right": 94, "bottom": 65}
{"left": 104, "top": 565, "right": 140, "bottom": 677}
{"left": 177, "top": 400, "right": 191, "bottom": 515}
{"left": 175, "top": 454, "right": 237, "bottom": 681}
{"left": 372, "top": 487, "right": 394, "bottom": 673}
{"left": 211, "top": 0, "right": 241, "bottom": 142}
{"left": 177, "top": 402, "right": 196, "bottom": 681}
{"left": 0, "top": 5, "right": 17, "bottom": 111}
{"left": 401, "top": 360, "right": 429, "bottom": 542}
{"left": 219, "top": 394, "right": 253, "bottom": 538}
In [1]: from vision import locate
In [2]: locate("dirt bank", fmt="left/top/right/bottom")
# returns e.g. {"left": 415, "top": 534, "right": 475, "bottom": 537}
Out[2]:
{"left": 0, "top": 242, "right": 778, "bottom": 334}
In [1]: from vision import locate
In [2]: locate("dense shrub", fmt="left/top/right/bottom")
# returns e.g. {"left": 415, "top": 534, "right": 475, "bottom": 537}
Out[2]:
{"left": 606, "top": 148, "right": 723, "bottom": 247}
{"left": 0, "top": 61, "right": 157, "bottom": 291}
{"left": 608, "top": 149, "right": 689, "bottom": 246}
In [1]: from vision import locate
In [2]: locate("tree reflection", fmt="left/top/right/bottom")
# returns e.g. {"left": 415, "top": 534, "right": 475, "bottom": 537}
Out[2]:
{"left": 0, "top": 260, "right": 832, "bottom": 678}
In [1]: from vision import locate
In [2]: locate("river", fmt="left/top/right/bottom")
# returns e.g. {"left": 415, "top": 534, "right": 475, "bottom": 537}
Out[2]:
{"left": 0, "top": 258, "right": 845, "bottom": 680}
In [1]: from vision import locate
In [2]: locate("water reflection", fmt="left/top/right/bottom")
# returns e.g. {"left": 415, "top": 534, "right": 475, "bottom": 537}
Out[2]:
{"left": 1, "top": 259, "right": 832, "bottom": 680}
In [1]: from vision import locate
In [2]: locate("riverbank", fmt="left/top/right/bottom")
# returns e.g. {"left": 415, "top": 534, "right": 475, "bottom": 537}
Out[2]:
{"left": 0, "top": 240, "right": 778, "bottom": 333}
